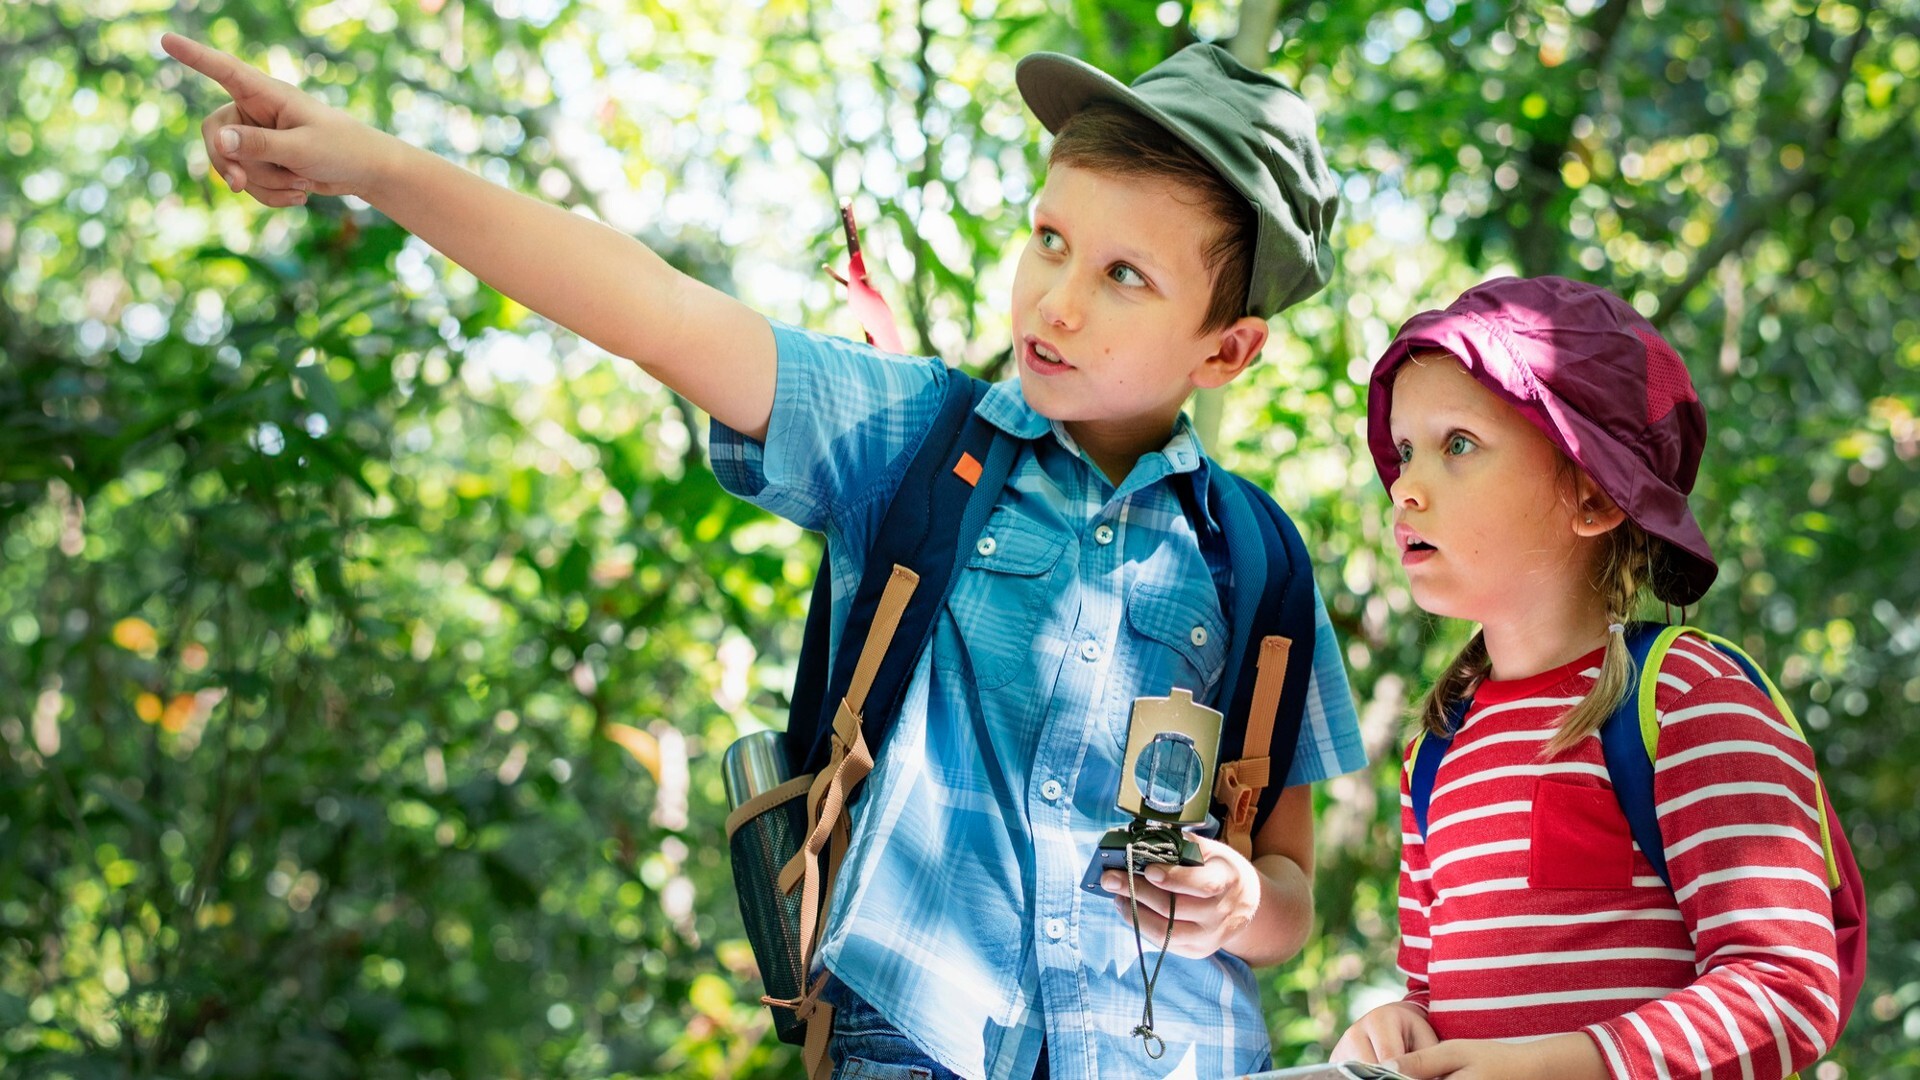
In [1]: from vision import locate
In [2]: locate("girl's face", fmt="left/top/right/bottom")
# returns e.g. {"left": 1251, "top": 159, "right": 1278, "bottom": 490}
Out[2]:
{"left": 1386, "top": 355, "right": 1594, "bottom": 625}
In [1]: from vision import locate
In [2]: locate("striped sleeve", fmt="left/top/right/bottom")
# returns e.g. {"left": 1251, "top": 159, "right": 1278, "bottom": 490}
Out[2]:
{"left": 1397, "top": 741, "right": 1434, "bottom": 1014}
{"left": 1584, "top": 639, "right": 1840, "bottom": 1080}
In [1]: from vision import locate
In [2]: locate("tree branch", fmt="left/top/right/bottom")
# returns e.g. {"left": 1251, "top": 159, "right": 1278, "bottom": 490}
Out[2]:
{"left": 1509, "top": 0, "right": 1634, "bottom": 277}
{"left": 1196, "top": 0, "right": 1288, "bottom": 453}
{"left": 1651, "top": 13, "right": 1874, "bottom": 327}
{"left": 1228, "top": 0, "right": 1281, "bottom": 68}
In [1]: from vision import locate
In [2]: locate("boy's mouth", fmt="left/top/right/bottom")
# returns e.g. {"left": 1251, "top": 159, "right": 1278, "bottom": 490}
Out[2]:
{"left": 1023, "top": 335, "right": 1073, "bottom": 376}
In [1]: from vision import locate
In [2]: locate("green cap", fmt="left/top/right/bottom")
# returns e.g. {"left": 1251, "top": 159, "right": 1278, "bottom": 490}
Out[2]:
{"left": 1016, "top": 43, "right": 1339, "bottom": 319}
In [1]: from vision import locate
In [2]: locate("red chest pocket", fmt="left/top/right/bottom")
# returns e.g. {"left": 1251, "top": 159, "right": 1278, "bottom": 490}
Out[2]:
{"left": 1530, "top": 777, "right": 1635, "bottom": 889}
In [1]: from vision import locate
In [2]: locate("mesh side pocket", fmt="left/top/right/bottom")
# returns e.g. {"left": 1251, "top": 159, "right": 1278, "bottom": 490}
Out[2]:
{"left": 729, "top": 784, "right": 812, "bottom": 1046}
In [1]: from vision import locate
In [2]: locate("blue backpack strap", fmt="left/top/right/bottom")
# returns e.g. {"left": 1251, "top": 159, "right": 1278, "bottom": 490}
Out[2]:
{"left": 1607, "top": 625, "right": 1846, "bottom": 899}
{"left": 1690, "top": 630, "right": 1843, "bottom": 889}
{"left": 1601, "top": 623, "right": 1673, "bottom": 887}
{"left": 1408, "top": 699, "right": 1466, "bottom": 841}
{"left": 785, "top": 370, "right": 1015, "bottom": 776}
{"left": 784, "top": 558, "right": 839, "bottom": 775}
{"left": 1206, "top": 473, "right": 1317, "bottom": 840}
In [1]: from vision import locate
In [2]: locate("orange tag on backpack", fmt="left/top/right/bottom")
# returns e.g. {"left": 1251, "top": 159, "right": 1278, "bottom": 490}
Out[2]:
{"left": 952, "top": 452, "right": 982, "bottom": 487}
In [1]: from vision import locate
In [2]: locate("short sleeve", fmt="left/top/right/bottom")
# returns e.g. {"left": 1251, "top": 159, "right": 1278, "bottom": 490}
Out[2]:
{"left": 1281, "top": 584, "right": 1367, "bottom": 786}
{"left": 707, "top": 320, "right": 949, "bottom": 533}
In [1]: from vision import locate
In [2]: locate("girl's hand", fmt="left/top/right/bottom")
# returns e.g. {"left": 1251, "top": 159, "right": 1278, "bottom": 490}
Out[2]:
{"left": 1331, "top": 1002, "right": 1438, "bottom": 1064}
{"left": 1384, "top": 1033, "right": 1607, "bottom": 1079}
{"left": 1101, "top": 834, "right": 1260, "bottom": 959}
{"left": 162, "top": 33, "right": 398, "bottom": 207}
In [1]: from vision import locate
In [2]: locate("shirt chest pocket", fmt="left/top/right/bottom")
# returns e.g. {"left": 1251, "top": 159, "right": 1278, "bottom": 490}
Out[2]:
{"left": 1529, "top": 777, "right": 1635, "bottom": 889}
{"left": 933, "top": 508, "right": 1070, "bottom": 690}
{"left": 1125, "top": 581, "right": 1229, "bottom": 704}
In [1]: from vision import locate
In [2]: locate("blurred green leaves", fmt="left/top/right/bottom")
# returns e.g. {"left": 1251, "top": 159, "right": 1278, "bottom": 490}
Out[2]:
{"left": 3, "top": 0, "right": 1917, "bottom": 1077}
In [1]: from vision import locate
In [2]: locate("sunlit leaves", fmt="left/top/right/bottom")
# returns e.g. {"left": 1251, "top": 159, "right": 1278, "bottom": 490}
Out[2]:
{"left": 4, "top": 0, "right": 1918, "bottom": 1076}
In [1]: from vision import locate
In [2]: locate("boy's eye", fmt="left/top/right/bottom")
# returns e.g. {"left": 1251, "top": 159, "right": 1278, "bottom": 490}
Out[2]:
{"left": 1446, "top": 434, "right": 1476, "bottom": 456}
{"left": 1037, "top": 227, "right": 1063, "bottom": 251}
{"left": 1396, "top": 441, "right": 1413, "bottom": 465}
{"left": 1110, "top": 264, "right": 1145, "bottom": 287}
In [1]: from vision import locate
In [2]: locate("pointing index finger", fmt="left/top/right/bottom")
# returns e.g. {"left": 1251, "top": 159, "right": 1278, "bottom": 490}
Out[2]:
{"left": 161, "top": 33, "right": 273, "bottom": 101}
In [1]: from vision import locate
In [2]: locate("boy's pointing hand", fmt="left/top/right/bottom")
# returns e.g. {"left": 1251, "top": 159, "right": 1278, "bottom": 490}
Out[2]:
{"left": 1103, "top": 834, "right": 1261, "bottom": 959}
{"left": 162, "top": 33, "right": 395, "bottom": 207}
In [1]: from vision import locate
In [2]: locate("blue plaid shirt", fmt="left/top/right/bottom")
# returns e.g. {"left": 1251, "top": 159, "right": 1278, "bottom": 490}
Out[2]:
{"left": 711, "top": 322, "right": 1366, "bottom": 1080}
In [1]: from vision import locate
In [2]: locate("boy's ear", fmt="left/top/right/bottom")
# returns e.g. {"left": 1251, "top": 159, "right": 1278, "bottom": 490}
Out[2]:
{"left": 1192, "top": 315, "right": 1269, "bottom": 389}
{"left": 1571, "top": 473, "right": 1628, "bottom": 537}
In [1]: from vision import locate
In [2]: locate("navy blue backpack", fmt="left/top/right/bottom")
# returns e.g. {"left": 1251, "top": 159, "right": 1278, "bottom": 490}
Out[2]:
{"left": 724, "top": 362, "right": 1324, "bottom": 1071}
{"left": 724, "top": 211, "right": 1327, "bottom": 1073}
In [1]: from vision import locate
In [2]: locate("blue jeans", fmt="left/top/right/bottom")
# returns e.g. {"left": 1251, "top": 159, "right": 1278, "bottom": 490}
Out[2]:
{"left": 829, "top": 989, "right": 1049, "bottom": 1080}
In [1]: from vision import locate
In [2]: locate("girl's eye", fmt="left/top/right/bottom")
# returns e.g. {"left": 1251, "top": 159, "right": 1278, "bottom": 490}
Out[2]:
{"left": 1110, "top": 264, "right": 1145, "bottom": 287}
{"left": 1446, "top": 434, "right": 1476, "bottom": 456}
{"left": 1037, "top": 228, "right": 1063, "bottom": 251}
{"left": 1396, "top": 441, "right": 1413, "bottom": 465}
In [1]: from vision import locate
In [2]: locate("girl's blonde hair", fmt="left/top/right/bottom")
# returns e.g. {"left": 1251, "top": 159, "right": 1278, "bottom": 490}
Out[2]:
{"left": 1417, "top": 507, "right": 1663, "bottom": 758}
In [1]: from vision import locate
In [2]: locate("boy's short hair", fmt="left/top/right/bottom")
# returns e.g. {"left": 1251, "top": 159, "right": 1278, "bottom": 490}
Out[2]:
{"left": 1048, "top": 101, "right": 1255, "bottom": 335}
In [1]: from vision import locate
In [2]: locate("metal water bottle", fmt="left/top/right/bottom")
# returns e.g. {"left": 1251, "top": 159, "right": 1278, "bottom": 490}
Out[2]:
{"left": 723, "top": 727, "right": 809, "bottom": 1044}
{"left": 723, "top": 729, "right": 790, "bottom": 808}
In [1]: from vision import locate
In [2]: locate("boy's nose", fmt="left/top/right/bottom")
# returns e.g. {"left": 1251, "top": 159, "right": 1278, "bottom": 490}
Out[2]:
{"left": 1037, "top": 278, "right": 1084, "bottom": 331}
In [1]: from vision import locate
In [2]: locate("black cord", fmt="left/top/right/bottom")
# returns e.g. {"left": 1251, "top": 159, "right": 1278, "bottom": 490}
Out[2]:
{"left": 1123, "top": 828, "right": 1184, "bottom": 1059}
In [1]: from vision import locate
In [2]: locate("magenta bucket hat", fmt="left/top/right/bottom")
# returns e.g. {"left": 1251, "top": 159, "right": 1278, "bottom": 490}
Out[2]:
{"left": 1366, "top": 276, "right": 1718, "bottom": 606}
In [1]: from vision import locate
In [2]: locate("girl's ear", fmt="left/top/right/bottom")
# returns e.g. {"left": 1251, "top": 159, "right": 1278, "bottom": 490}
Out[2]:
{"left": 1193, "top": 314, "right": 1269, "bottom": 389}
{"left": 1571, "top": 472, "right": 1628, "bottom": 537}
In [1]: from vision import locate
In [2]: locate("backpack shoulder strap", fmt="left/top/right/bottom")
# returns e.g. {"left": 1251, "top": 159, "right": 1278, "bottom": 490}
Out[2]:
{"left": 1209, "top": 473, "right": 1318, "bottom": 857}
{"left": 787, "top": 368, "right": 1015, "bottom": 776}
{"left": 1601, "top": 623, "right": 1675, "bottom": 886}
{"left": 1649, "top": 627, "right": 1843, "bottom": 890}
{"left": 770, "top": 369, "right": 1017, "bottom": 1077}
{"left": 1408, "top": 699, "right": 1467, "bottom": 841}
{"left": 1608, "top": 623, "right": 1843, "bottom": 890}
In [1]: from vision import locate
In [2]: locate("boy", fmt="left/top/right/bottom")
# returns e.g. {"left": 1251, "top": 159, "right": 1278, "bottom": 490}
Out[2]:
{"left": 165, "top": 33, "right": 1365, "bottom": 1079}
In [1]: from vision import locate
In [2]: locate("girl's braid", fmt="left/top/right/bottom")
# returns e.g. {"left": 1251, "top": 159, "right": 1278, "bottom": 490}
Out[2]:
{"left": 1545, "top": 524, "right": 1654, "bottom": 756}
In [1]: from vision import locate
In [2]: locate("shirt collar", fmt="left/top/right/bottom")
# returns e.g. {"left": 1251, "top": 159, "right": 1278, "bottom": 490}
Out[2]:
{"left": 975, "top": 377, "right": 1222, "bottom": 535}
{"left": 1167, "top": 414, "right": 1222, "bottom": 536}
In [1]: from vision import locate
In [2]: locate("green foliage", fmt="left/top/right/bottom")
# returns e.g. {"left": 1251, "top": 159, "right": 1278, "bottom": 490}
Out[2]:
{"left": 2, "top": 1, "right": 1915, "bottom": 1077}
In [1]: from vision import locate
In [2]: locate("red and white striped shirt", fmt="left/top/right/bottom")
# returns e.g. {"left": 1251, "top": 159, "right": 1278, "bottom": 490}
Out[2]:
{"left": 1397, "top": 637, "right": 1840, "bottom": 1080}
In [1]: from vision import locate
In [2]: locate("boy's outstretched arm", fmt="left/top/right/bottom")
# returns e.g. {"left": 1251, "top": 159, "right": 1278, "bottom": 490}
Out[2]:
{"left": 161, "top": 33, "right": 777, "bottom": 441}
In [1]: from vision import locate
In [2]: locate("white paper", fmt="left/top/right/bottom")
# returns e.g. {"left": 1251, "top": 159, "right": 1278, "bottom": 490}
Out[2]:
{"left": 1238, "top": 1063, "right": 1417, "bottom": 1080}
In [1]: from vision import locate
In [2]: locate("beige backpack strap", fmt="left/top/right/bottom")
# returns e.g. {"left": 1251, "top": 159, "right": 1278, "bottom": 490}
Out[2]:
{"left": 1215, "top": 635, "right": 1292, "bottom": 858}
{"left": 797, "top": 974, "right": 837, "bottom": 1080}
{"left": 760, "top": 971, "right": 836, "bottom": 1080}
{"left": 763, "top": 565, "right": 920, "bottom": 1074}
{"left": 724, "top": 774, "right": 813, "bottom": 839}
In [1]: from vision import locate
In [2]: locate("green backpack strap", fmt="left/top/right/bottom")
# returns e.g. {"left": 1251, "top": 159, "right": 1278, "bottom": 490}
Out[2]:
{"left": 1637, "top": 626, "right": 1842, "bottom": 889}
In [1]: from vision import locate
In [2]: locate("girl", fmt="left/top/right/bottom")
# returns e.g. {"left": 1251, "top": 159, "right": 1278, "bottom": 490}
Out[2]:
{"left": 1332, "top": 277, "right": 1840, "bottom": 1080}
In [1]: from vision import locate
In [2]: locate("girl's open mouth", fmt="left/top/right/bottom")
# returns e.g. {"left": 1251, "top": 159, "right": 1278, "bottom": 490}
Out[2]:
{"left": 1396, "top": 524, "right": 1437, "bottom": 565}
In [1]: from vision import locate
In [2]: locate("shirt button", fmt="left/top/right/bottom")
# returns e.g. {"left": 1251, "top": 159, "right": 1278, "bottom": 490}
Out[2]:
{"left": 1040, "top": 779, "right": 1064, "bottom": 802}
{"left": 1080, "top": 641, "right": 1100, "bottom": 661}
{"left": 1044, "top": 918, "right": 1066, "bottom": 941}
{"left": 976, "top": 536, "right": 996, "bottom": 556}
{"left": 1093, "top": 524, "right": 1115, "bottom": 546}
{"left": 1190, "top": 626, "right": 1209, "bottom": 647}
